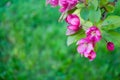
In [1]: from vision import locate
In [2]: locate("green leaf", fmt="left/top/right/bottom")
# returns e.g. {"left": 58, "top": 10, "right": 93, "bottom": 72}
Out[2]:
{"left": 114, "top": 27, "right": 120, "bottom": 33}
{"left": 76, "top": 3, "right": 85, "bottom": 8}
{"left": 67, "top": 7, "right": 77, "bottom": 14}
{"left": 89, "top": 8, "right": 101, "bottom": 23}
{"left": 102, "top": 15, "right": 120, "bottom": 30}
{"left": 80, "top": 7, "right": 89, "bottom": 20}
{"left": 82, "top": 21, "right": 93, "bottom": 30}
{"left": 100, "top": 0, "right": 108, "bottom": 6}
{"left": 113, "top": 0, "right": 120, "bottom": 16}
{"left": 102, "top": 30, "right": 120, "bottom": 46}
{"left": 105, "top": 4, "right": 115, "bottom": 13}
{"left": 67, "top": 30, "right": 85, "bottom": 46}
{"left": 108, "top": 31, "right": 120, "bottom": 37}
{"left": 89, "top": 0, "right": 99, "bottom": 10}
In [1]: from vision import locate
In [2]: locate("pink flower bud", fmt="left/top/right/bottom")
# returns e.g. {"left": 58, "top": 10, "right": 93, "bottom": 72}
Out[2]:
{"left": 107, "top": 42, "right": 114, "bottom": 51}
{"left": 66, "top": 14, "right": 80, "bottom": 26}
{"left": 65, "top": 14, "right": 80, "bottom": 32}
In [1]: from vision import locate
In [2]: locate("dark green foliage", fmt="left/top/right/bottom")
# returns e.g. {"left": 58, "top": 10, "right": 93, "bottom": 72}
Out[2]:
{"left": 0, "top": 0, "right": 120, "bottom": 80}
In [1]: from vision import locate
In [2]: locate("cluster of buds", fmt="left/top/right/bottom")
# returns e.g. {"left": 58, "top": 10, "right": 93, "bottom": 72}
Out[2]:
{"left": 47, "top": 0, "right": 115, "bottom": 61}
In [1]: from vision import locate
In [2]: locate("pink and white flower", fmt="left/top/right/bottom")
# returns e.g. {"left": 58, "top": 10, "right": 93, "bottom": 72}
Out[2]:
{"left": 77, "top": 38, "right": 94, "bottom": 57}
{"left": 77, "top": 38, "right": 97, "bottom": 61}
{"left": 86, "top": 26, "right": 102, "bottom": 43}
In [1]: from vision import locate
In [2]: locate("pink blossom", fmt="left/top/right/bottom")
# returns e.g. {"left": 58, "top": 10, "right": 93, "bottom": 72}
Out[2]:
{"left": 46, "top": 0, "right": 78, "bottom": 12}
{"left": 59, "top": 0, "right": 78, "bottom": 12}
{"left": 87, "top": 50, "right": 96, "bottom": 61}
{"left": 107, "top": 42, "right": 114, "bottom": 51}
{"left": 86, "top": 26, "right": 102, "bottom": 43}
{"left": 46, "top": 0, "right": 59, "bottom": 7}
{"left": 67, "top": 25, "right": 80, "bottom": 31}
{"left": 65, "top": 14, "right": 80, "bottom": 32}
{"left": 65, "top": 14, "right": 80, "bottom": 26}
{"left": 77, "top": 38, "right": 94, "bottom": 57}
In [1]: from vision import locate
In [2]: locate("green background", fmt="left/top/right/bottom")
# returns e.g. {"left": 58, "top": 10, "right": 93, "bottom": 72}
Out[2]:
{"left": 0, "top": 0, "right": 120, "bottom": 80}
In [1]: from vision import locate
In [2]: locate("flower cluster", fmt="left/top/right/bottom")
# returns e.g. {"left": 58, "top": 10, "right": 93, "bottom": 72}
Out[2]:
{"left": 47, "top": 0, "right": 115, "bottom": 61}
{"left": 46, "top": 0, "right": 78, "bottom": 12}
{"left": 77, "top": 26, "right": 101, "bottom": 61}
{"left": 65, "top": 14, "right": 104, "bottom": 61}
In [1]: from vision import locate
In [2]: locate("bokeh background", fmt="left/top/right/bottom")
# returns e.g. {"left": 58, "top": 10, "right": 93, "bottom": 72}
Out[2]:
{"left": 0, "top": 0, "right": 120, "bottom": 80}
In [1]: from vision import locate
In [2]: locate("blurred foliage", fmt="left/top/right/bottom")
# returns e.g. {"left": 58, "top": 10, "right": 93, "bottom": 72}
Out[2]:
{"left": 0, "top": 0, "right": 120, "bottom": 80}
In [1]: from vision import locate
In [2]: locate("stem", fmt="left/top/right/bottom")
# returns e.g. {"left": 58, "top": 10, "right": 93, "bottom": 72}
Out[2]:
{"left": 101, "top": 7, "right": 107, "bottom": 20}
{"left": 103, "top": 38, "right": 108, "bottom": 43}
{"left": 58, "top": 12, "right": 66, "bottom": 22}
